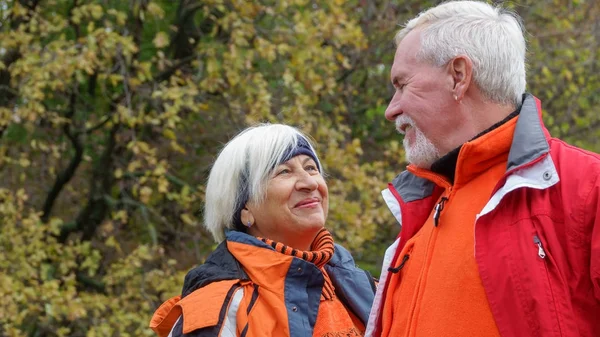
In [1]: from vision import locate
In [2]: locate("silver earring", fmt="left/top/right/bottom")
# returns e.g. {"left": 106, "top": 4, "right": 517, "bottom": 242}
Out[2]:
{"left": 246, "top": 220, "right": 252, "bottom": 227}
{"left": 453, "top": 94, "right": 458, "bottom": 101}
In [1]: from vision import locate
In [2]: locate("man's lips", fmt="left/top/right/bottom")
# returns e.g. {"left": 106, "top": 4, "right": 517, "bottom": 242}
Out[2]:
{"left": 294, "top": 197, "right": 320, "bottom": 208}
{"left": 398, "top": 123, "right": 411, "bottom": 134}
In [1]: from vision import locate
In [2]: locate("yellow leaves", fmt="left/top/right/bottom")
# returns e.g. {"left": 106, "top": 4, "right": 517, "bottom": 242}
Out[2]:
{"left": 107, "top": 8, "right": 128, "bottom": 26}
{"left": 234, "top": 1, "right": 262, "bottom": 17}
{"left": 336, "top": 52, "right": 351, "bottom": 69}
{"left": 162, "top": 128, "right": 176, "bottom": 140}
{"left": 18, "top": 157, "right": 31, "bottom": 168}
{"left": 206, "top": 58, "right": 221, "bottom": 75}
{"left": 108, "top": 74, "right": 123, "bottom": 86}
{"left": 112, "top": 210, "right": 128, "bottom": 224}
{"left": 105, "top": 236, "right": 122, "bottom": 253}
{"left": 153, "top": 31, "right": 170, "bottom": 49}
{"left": 71, "top": 4, "right": 104, "bottom": 25}
{"left": 0, "top": 188, "right": 113, "bottom": 333}
{"left": 139, "top": 186, "right": 153, "bottom": 203}
{"left": 127, "top": 160, "right": 142, "bottom": 173}
{"left": 10, "top": 1, "right": 29, "bottom": 19}
{"left": 283, "top": 69, "right": 295, "bottom": 86}
{"left": 136, "top": 61, "right": 153, "bottom": 82}
{"left": 255, "top": 37, "right": 277, "bottom": 62}
{"left": 277, "top": 43, "right": 291, "bottom": 56}
{"left": 170, "top": 140, "right": 187, "bottom": 154}
{"left": 90, "top": 4, "right": 104, "bottom": 20}
{"left": 157, "top": 176, "right": 169, "bottom": 193}
{"left": 146, "top": 2, "right": 166, "bottom": 19}
{"left": 541, "top": 66, "right": 552, "bottom": 79}
{"left": 180, "top": 213, "right": 195, "bottom": 225}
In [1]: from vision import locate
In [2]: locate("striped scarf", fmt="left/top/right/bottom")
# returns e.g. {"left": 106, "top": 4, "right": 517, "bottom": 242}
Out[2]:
{"left": 258, "top": 228, "right": 336, "bottom": 300}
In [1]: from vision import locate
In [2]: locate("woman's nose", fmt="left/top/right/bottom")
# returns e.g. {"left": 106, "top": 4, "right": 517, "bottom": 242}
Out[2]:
{"left": 295, "top": 171, "right": 318, "bottom": 191}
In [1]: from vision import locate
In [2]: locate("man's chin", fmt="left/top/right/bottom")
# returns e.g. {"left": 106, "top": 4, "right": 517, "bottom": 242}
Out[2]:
{"left": 405, "top": 151, "right": 438, "bottom": 169}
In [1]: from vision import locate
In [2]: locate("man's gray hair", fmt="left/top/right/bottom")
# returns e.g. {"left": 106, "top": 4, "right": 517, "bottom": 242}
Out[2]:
{"left": 204, "top": 123, "right": 322, "bottom": 242}
{"left": 395, "top": 0, "right": 526, "bottom": 107}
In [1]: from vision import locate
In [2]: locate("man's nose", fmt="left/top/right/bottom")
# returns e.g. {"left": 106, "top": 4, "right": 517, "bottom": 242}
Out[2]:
{"left": 384, "top": 91, "right": 402, "bottom": 121}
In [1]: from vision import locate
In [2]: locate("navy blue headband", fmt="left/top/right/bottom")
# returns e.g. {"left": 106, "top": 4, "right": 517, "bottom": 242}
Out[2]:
{"left": 280, "top": 136, "right": 321, "bottom": 172}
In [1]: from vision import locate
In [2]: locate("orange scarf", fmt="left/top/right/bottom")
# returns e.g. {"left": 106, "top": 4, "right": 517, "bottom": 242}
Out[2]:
{"left": 257, "top": 228, "right": 335, "bottom": 300}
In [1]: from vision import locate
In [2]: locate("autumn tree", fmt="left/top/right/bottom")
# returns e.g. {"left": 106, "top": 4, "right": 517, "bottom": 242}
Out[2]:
{"left": 1, "top": 0, "right": 599, "bottom": 335}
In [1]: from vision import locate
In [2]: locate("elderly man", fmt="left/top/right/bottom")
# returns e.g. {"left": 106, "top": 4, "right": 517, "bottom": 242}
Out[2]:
{"left": 366, "top": 1, "right": 600, "bottom": 337}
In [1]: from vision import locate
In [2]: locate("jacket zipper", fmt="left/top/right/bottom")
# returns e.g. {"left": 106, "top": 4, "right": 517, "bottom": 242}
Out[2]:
{"left": 533, "top": 235, "right": 546, "bottom": 259}
{"left": 433, "top": 196, "right": 449, "bottom": 227}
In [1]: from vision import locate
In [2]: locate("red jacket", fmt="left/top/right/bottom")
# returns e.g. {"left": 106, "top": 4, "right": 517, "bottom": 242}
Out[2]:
{"left": 366, "top": 94, "right": 600, "bottom": 337}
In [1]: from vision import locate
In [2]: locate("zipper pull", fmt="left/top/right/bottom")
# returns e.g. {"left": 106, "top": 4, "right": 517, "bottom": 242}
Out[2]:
{"left": 533, "top": 235, "right": 546, "bottom": 259}
{"left": 433, "top": 197, "right": 449, "bottom": 227}
{"left": 388, "top": 254, "right": 410, "bottom": 274}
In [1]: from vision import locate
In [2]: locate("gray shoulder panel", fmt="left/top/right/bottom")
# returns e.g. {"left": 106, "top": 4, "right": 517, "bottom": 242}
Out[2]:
{"left": 391, "top": 171, "right": 435, "bottom": 203}
{"left": 507, "top": 94, "right": 549, "bottom": 172}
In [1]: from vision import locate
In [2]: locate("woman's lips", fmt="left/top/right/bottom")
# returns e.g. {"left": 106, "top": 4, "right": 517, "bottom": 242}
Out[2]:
{"left": 295, "top": 198, "right": 320, "bottom": 208}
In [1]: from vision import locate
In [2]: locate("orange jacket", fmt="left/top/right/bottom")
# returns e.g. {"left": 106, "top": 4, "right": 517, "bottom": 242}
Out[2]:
{"left": 377, "top": 107, "right": 518, "bottom": 337}
{"left": 150, "top": 231, "right": 376, "bottom": 337}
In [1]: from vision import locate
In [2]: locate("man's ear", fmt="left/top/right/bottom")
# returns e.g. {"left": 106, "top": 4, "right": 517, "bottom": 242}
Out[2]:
{"left": 240, "top": 206, "right": 254, "bottom": 227}
{"left": 448, "top": 55, "right": 473, "bottom": 102}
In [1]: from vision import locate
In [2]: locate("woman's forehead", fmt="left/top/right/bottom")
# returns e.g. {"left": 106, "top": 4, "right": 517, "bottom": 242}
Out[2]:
{"left": 278, "top": 154, "right": 316, "bottom": 165}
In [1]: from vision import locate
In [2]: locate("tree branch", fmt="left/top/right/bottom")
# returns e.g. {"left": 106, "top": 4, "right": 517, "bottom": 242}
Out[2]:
{"left": 40, "top": 90, "right": 84, "bottom": 222}
{"left": 74, "top": 114, "right": 112, "bottom": 136}
{"left": 41, "top": 1, "right": 85, "bottom": 222}
{"left": 59, "top": 123, "right": 120, "bottom": 242}
{"left": 155, "top": 55, "right": 195, "bottom": 82}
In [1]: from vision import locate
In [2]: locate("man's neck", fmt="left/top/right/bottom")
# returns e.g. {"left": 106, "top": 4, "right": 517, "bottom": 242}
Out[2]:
{"left": 440, "top": 98, "right": 516, "bottom": 154}
{"left": 467, "top": 98, "right": 516, "bottom": 138}
{"left": 429, "top": 106, "right": 521, "bottom": 184}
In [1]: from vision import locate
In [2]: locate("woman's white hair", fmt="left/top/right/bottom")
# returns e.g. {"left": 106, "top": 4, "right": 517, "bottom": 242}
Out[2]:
{"left": 395, "top": 0, "right": 526, "bottom": 107}
{"left": 204, "top": 123, "right": 322, "bottom": 242}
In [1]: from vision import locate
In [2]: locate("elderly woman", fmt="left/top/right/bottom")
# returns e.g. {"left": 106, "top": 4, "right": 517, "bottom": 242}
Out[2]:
{"left": 150, "top": 124, "right": 376, "bottom": 337}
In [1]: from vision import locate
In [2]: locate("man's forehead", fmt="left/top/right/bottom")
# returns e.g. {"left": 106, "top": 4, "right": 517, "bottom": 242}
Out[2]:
{"left": 391, "top": 31, "right": 422, "bottom": 77}
{"left": 396, "top": 31, "right": 421, "bottom": 60}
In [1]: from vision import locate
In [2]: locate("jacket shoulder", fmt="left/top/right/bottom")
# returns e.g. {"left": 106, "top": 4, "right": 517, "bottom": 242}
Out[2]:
{"left": 181, "top": 241, "right": 247, "bottom": 297}
{"left": 151, "top": 279, "right": 242, "bottom": 337}
{"left": 549, "top": 138, "right": 600, "bottom": 169}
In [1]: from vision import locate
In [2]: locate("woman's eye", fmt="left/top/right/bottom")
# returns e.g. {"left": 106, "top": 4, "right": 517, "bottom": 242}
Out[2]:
{"left": 276, "top": 168, "right": 291, "bottom": 175}
{"left": 305, "top": 165, "right": 318, "bottom": 172}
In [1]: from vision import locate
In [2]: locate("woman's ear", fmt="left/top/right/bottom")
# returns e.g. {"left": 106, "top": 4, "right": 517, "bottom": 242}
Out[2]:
{"left": 240, "top": 207, "right": 254, "bottom": 228}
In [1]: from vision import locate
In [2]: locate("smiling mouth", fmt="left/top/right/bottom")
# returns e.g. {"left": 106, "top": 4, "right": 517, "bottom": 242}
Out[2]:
{"left": 295, "top": 198, "right": 320, "bottom": 208}
{"left": 398, "top": 124, "right": 411, "bottom": 134}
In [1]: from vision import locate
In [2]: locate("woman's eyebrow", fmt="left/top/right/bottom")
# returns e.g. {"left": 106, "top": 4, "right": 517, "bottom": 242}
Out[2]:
{"left": 301, "top": 157, "right": 315, "bottom": 165}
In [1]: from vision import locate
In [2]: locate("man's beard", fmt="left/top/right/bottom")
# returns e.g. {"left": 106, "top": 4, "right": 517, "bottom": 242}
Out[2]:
{"left": 395, "top": 115, "right": 441, "bottom": 169}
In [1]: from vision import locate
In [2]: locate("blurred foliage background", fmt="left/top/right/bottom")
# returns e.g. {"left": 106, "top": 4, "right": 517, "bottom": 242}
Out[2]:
{"left": 0, "top": 0, "right": 598, "bottom": 335}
